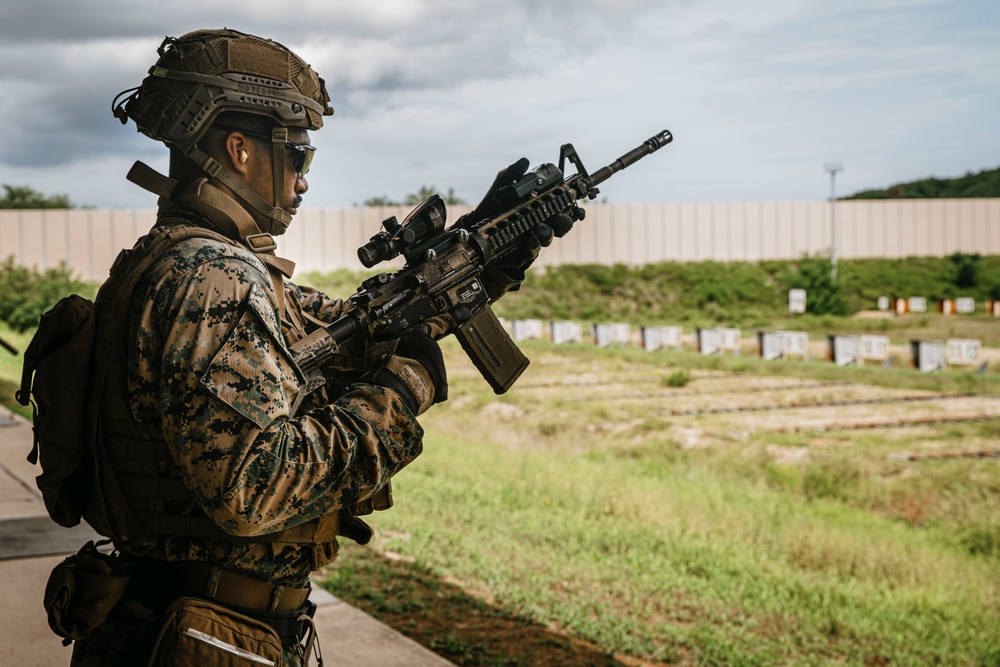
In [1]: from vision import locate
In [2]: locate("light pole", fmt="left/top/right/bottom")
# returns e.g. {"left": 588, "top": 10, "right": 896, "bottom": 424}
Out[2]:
{"left": 824, "top": 162, "right": 843, "bottom": 281}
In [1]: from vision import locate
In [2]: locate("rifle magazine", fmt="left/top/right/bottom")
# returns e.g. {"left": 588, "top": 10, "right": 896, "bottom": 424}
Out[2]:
{"left": 455, "top": 307, "right": 529, "bottom": 394}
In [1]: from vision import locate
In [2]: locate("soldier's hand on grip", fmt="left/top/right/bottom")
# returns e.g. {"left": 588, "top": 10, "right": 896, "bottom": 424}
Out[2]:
{"left": 497, "top": 207, "right": 579, "bottom": 281}
{"left": 368, "top": 326, "right": 448, "bottom": 416}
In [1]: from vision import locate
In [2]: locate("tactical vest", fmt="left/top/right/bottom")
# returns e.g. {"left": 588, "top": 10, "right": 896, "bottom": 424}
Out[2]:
{"left": 93, "top": 163, "right": 380, "bottom": 555}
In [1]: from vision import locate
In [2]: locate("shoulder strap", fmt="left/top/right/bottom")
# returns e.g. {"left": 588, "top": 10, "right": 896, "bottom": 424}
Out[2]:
{"left": 127, "top": 161, "right": 293, "bottom": 319}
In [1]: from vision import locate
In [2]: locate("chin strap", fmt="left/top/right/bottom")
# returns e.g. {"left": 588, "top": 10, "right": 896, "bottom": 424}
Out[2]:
{"left": 126, "top": 160, "right": 294, "bottom": 319}
{"left": 179, "top": 142, "right": 293, "bottom": 236}
{"left": 271, "top": 126, "right": 289, "bottom": 231}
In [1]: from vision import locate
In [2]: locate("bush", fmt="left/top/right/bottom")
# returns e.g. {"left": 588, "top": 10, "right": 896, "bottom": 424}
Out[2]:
{"left": 0, "top": 257, "right": 96, "bottom": 331}
{"left": 950, "top": 253, "right": 981, "bottom": 289}
{"left": 784, "top": 256, "right": 849, "bottom": 316}
{"left": 0, "top": 184, "right": 73, "bottom": 209}
{"left": 663, "top": 370, "right": 691, "bottom": 387}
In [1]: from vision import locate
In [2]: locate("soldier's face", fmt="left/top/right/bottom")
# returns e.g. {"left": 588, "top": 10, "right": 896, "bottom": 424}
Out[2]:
{"left": 282, "top": 129, "right": 311, "bottom": 218}
{"left": 244, "top": 129, "right": 311, "bottom": 218}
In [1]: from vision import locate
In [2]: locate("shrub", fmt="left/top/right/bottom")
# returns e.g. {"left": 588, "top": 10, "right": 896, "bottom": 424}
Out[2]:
{"left": 784, "top": 256, "right": 849, "bottom": 316}
{"left": 663, "top": 370, "right": 691, "bottom": 387}
{"left": 950, "top": 252, "right": 980, "bottom": 289}
{"left": 0, "top": 257, "right": 96, "bottom": 331}
{"left": 988, "top": 281, "right": 1000, "bottom": 301}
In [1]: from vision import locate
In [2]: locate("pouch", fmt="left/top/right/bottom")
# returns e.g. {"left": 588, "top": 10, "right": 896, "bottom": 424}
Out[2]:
{"left": 43, "top": 540, "right": 130, "bottom": 643}
{"left": 146, "top": 596, "right": 282, "bottom": 667}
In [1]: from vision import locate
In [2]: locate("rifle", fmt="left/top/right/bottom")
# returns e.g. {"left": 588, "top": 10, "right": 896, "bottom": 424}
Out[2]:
{"left": 0, "top": 336, "right": 17, "bottom": 356}
{"left": 290, "top": 129, "right": 673, "bottom": 395}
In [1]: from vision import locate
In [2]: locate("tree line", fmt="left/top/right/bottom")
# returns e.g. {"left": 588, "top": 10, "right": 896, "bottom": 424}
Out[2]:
{"left": 845, "top": 165, "right": 1000, "bottom": 199}
{"left": 0, "top": 185, "right": 73, "bottom": 209}
{"left": 5, "top": 165, "right": 1000, "bottom": 211}
{"left": 0, "top": 184, "right": 467, "bottom": 210}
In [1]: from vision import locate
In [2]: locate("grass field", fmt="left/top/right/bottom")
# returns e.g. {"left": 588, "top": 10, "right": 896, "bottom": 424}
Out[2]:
{"left": 2, "top": 255, "right": 999, "bottom": 665}
{"left": 319, "top": 339, "right": 1000, "bottom": 666}
{"left": 0, "top": 324, "right": 34, "bottom": 419}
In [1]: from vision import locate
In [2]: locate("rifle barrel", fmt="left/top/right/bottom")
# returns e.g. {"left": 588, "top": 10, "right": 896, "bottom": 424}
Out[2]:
{"left": 0, "top": 336, "right": 17, "bottom": 355}
{"left": 590, "top": 130, "right": 672, "bottom": 187}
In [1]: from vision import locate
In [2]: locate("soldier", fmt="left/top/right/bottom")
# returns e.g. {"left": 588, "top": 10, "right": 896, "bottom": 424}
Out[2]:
{"left": 71, "top": 28, "right": 449, "bottom": 666}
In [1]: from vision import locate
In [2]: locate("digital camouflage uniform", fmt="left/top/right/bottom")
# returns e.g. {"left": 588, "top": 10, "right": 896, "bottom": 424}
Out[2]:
{"left": 131, "top": 226, "right": 423, "bottom": 578}
{"left": 73, "top": 28, "right": 452, "bottom": 666}
{"left": 70, "top": 205, "right": 426, "bottom": 667}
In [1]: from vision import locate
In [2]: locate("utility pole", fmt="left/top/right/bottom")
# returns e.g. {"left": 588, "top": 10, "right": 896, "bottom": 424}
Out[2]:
{"left": 824, "top": 162, "right": 843, "bottom": 281}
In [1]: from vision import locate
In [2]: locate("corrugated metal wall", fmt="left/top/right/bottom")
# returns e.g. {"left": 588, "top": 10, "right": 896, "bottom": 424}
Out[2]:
{"left": 2, "top": 199, "right": 998, "bottom": 281}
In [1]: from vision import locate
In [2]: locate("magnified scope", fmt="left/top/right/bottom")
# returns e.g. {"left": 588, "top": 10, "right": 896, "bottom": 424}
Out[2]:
{"left": 358, "top": 195, "right": 448, "bottom": 268}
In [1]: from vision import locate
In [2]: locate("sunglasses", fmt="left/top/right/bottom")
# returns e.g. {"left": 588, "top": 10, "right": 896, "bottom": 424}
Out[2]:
{"left": 213, "top": 124, "right": 317, "bottom": 175}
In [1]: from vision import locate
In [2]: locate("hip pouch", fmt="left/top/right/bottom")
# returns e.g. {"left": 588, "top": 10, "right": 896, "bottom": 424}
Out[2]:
{"left": 146, "top": 596, "right": 282, "bottom": 667}
{"left": 43, "top": 540, "right": 130, "bottom": 644}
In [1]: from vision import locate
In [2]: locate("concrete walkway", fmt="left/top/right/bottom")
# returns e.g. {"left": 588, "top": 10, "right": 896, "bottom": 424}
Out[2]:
{"left": 0, "top": 409, "right": 453, "bottom": 667}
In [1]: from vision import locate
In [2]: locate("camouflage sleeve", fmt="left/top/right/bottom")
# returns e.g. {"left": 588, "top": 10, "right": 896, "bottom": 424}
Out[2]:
{"left": 156, "top": 257, "right": 423, "bottom": 537}
{"left": 286, "top": 281, "right": 350, "bottom": 323}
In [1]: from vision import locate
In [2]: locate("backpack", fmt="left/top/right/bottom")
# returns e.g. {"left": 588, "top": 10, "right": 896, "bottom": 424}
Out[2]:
{"left": 17, "top": 294, "right": 96, "bottom": 528}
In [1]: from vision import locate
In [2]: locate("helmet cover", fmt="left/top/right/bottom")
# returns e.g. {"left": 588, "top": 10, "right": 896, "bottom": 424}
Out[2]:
{"left": 114, "top": 28, "right": 333, "bottom": 145}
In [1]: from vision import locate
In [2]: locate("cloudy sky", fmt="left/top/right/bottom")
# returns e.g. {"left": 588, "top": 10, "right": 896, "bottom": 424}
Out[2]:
{"left": 0, "top": 0, "right": 997, "bottom": 210}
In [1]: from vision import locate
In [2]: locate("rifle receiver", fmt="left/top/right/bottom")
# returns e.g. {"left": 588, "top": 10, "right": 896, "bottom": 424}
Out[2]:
{"left": 589, "top": 130, "right": 672, "bottom": 187}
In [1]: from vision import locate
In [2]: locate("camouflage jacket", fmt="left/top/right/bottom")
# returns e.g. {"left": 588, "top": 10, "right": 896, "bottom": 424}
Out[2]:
{"left": 115, "top": 213, "right": 424, "bottom": 586}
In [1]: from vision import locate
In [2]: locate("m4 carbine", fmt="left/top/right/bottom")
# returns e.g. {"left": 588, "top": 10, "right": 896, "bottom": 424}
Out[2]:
{"left": 291, "top": 130, "right": 673, "bottom": 395}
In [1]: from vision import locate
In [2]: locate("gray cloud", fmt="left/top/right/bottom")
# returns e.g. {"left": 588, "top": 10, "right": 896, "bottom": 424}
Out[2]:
{"left": 0, "top": 0, "right": 667, "bottom": 169}
{"left": 0, "top": 0, "right": 996, "bottom": 209}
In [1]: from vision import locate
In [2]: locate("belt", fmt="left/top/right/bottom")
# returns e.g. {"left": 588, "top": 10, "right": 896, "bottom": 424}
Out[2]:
{"left": 174, "top": 561, "right": 311, "bottom": 612}
{"left": 128, "top": 558, "right": 318, "bottom": 647}
{"left": 131, "top": 558, "right": 311, "bottom": 613}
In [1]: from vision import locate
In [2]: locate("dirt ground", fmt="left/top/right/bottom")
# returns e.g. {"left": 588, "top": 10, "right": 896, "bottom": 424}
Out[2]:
{"left": 324, "top": 545, "right": 667, "bottom": 666}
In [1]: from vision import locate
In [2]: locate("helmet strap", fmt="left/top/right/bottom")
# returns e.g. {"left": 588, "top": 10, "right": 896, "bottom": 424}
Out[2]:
{"left": 180, "top": 142, "right": 293, "bottom": 237}
{"left": 124, "top": 160, "right": 296, "bottom": 280}
{"left": 270, "top": 126, "right": 288, "bottom": 234}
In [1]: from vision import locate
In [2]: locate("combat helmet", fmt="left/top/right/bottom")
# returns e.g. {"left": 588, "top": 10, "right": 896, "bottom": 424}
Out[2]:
{"left": 113, "top": 28, "right": 333, "bottom": 234}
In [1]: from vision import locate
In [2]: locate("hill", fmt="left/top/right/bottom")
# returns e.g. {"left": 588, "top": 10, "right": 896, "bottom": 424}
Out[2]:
{"left": 845, "top": 165, "right": 1000, "bottom": 199}
{"left": 481, "top": 255, "right": 1000, "bottom": 325}
{"left": 295, "top": 254, "right": 1000, "bottom": 344}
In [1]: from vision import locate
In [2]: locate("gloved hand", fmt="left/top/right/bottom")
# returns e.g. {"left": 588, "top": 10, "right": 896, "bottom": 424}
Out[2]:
{"left": 460, "top": 158, "right": 530, "bottom": 228}
{"left": 458, "top": 158, "right": 582, "bottom": 291}
{"left": 368, "top": 326, "right": 448, "bottom": 416}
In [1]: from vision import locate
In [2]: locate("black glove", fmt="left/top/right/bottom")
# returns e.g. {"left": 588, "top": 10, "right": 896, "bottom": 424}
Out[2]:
{"left": 495, "top": 209, "right": 578, "bottom": 280}
{"left": 369, "top": 326, "right": 448, "bottom": 415}
{"left": 459, "top": 159, "right": 582, "bottom": 285}
{"left": 461, "top": 158, "right": 530, "bottom": 227}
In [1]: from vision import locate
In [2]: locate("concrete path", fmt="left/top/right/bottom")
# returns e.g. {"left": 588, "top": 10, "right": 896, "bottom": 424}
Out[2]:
{"left": 0, "top": 409, "right": 453, "bottom": 667}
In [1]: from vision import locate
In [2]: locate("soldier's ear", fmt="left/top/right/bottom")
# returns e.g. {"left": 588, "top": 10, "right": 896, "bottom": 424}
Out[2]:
{"left": 223, "top": 132, "right": 254, "bottom": 178}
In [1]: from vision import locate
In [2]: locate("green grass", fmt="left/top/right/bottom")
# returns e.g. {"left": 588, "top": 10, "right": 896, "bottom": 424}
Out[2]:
{"left": 3, "top": 254, "right": 1000, "bottom": 664}
{"left": 319, "top": 339, "right": 1000, "bottom": 666}
{"left": 0, "top": 323, "right": 33, "bottom": 418}
{"left": 334, "top": 428, "right": 998, "bottom": 664}
{"left": 495, "top": 255, "right": 1000, "bottom": 328}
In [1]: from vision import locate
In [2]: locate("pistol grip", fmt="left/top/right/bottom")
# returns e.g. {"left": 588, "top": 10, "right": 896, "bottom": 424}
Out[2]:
{"left": 455, "top": 306, "right": 529, "bottom": 394}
